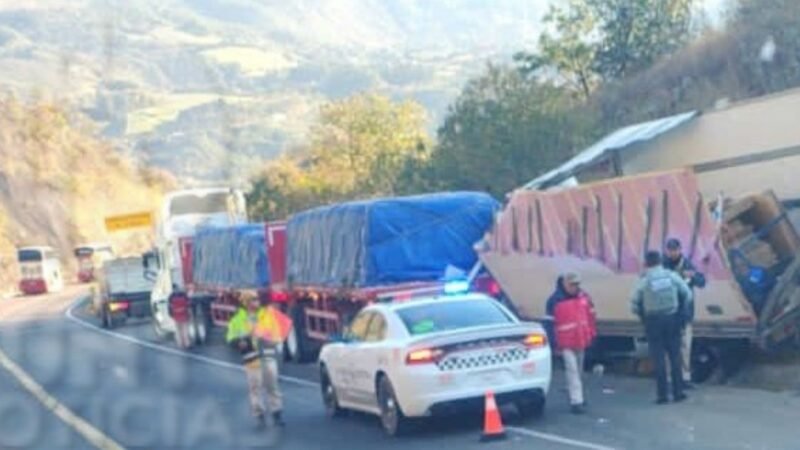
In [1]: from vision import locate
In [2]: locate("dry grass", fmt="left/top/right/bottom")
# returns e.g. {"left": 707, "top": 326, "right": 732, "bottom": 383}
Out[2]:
{"left": 0, "top": 98, "right": 174, "bottom": 291}
{"left": 125, "top": 92, "right": 259, "bottom": 135}
{"left": 126, "top": 93, "right": 220, "bottom": 135}
{"left": 593, "top": 0, "right": 800, "bottom": 128}
{"left": 201, "top": 46, "right": 297, "bottom": 77}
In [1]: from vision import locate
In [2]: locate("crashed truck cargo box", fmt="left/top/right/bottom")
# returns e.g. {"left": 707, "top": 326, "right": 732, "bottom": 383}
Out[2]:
{"left": 287, "top": 191, "right": 499, "bottom": 288}
{"left": 719, "top": 191, "right": 800, "bottom": 347}
{"left": 480, "top": 169, "right": 800, "bottom": 348}
{"left": 720, "top": 191, "right": 800, "bottom": 270}
{"left": 192, "top": 224, "right": 270, "bottom": 289}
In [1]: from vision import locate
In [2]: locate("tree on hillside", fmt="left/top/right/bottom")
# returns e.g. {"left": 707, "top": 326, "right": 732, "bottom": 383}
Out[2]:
{"left": 592, "top": 0, "right": 800, "bottom": 127}
{"left": 731, "top": 0, "right": 800, "bottom": 95}
{"left": 247, "top": 154, "right": 315, "bottom": 220}
{"left": 516, "top": 0, "right": 696, "bottom": 98}
{"left": 593, "top": 0, "right": 695, "bottom": 79}
{"left": 427, "top": 65, "right": 597, "bottom": 198}
{"left": 516, "top": 0, "right": 600, "bottom": 99}
{"left": 248, "top": 94, "right": 432, "bottom": 219}
{"left": 309, "top": 93, "right": 431, "bottom": 197}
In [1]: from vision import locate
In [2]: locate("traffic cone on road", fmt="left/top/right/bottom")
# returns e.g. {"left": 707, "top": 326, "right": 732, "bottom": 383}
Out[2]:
{"left": 480, "top": 390, "right": 506, "bottom": 442}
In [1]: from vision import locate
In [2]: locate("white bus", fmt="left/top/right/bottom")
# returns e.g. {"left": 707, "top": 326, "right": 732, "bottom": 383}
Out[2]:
{"left": 18, "top": 246, "right": 64, "bottom": 295}
{"left": 74, "top": 243, "right": 115, "bottom": 283}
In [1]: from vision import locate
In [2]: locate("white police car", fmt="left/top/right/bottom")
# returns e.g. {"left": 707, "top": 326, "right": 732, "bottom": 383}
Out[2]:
{"left": 318, "top": 291, "right": 551, "bottom": 436}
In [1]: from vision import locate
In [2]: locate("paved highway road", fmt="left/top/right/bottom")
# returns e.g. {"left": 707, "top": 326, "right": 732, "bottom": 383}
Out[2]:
{"left": 1, "top": 289, "right": 798, "bottom": 449}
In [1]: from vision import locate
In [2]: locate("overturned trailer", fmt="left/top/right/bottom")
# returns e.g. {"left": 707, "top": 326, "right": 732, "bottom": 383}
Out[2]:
{"left": 481, "top": 169, "right": 800, "bottom": 381}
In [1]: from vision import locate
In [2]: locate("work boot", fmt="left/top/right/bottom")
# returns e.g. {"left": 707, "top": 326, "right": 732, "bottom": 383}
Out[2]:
{"left": 273, "top": 411, "right": 286, "bottom": 427}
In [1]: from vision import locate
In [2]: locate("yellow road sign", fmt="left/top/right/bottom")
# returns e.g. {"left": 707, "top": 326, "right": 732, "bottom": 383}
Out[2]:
{"left": 104, "top": 212, "right": 153, "bottom": 232}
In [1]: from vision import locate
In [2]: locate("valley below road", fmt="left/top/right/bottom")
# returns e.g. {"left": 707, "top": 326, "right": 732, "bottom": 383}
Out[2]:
{"left": 1, "top": 287, "right": 799, "bottom": 449}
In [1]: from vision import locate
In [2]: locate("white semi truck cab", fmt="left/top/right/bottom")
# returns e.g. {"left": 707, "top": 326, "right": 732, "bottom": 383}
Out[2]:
{"left": 144, "top": 187, "right": 247, "bottom": 341}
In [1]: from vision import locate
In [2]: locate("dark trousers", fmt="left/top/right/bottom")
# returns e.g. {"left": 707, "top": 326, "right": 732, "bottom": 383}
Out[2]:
{"left": 645, "top": 314, "right": 684, "bottom": 401}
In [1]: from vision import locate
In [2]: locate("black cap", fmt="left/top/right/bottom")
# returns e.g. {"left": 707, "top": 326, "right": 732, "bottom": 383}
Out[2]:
{"left": 665, "top": 238, "right": 682, "bottom": 250}
{"left": 645, "top": 250, "right": 662, "bottom": 268}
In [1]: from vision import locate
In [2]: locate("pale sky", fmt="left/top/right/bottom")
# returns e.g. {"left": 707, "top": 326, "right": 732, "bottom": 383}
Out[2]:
{"left": 701, "top": 0, "right": 733, "bottom": 26}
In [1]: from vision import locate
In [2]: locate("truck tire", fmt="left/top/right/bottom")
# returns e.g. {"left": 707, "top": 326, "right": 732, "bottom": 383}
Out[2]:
{"left": 286, "top": 305, "right": 315, "bottom": 363}
{"left": 192, "top": 303, "right": 209, "bottom": 346}
{"left": 101, "top": 305, "right": 112, "bottom": 329}
{"left": 691, "top": 342, "right": 721, "bottom": 384}
{"left": 151, "top": 304, "right": 170, "bottom": 342}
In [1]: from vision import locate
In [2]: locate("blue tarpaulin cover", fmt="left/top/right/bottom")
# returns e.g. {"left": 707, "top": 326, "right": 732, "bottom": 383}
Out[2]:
{"left": 287, "top": 192, "right": 499, "bottom": 287}
{"left": 192, "top": 224, "right": 269, "bottom": 289}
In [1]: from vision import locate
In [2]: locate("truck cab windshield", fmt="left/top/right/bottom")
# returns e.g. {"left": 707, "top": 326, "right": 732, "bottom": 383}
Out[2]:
{"left": 169, "top": 193, "right": 229, "bottom": 216}
{"left": 17, "top": 250, "right": 43, "bottom": 262}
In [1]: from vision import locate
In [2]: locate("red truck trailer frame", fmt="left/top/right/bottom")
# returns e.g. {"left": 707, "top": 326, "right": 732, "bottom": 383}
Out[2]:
{"left": 178, "top": 222, "right": 289, "bottom": 329}
{"left": 281, "top": 270, "right": 501, "bottom": 363}
{"left": 179, "top": 220, "right": 502, "bottom": 362}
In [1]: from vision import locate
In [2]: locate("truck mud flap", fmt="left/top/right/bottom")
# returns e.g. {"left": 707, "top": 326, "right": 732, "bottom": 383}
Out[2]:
{"left": 758, "top": 250, "right": 800, "bottom": 350}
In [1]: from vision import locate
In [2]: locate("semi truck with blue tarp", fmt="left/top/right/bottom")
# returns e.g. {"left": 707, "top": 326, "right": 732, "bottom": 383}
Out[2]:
{"left": 281, "top": 191, "right": 502, "bottom": 362}
{"left": 178, "top": 222, "right": 287, "bottom": 345}
{"left": 192, "top": 224, "right": 270, "bottom": 290}
{"left": 175, "top": 192, "right": 502, "bottom": 361}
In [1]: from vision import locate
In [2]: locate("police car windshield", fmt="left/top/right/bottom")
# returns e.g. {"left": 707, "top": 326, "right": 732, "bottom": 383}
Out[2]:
{"left": 397, "top": 299, "right": 512, "bottom": 336}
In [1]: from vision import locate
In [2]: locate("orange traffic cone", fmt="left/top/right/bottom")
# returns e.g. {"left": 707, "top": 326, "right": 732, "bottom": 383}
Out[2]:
{"left": 480, "top": 390, "right": 507, "bottom": 442}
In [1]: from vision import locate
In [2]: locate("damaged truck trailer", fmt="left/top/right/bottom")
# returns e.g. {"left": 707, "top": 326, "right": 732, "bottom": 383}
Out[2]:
{"left": 481, "top": 169, "right": 800, "bottom": 382}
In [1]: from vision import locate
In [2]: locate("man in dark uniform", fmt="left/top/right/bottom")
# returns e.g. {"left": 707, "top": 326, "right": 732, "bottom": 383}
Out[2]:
{"left": 631, "top": 251, "right": 693, "bottom": 404}
{"left": 663, "top": 238, "right": 706, "bottom": 389}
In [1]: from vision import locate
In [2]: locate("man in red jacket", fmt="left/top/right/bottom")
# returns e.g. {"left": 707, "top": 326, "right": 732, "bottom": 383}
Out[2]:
{"left": 546, "top": 272, "right": 597, "bottom": 414}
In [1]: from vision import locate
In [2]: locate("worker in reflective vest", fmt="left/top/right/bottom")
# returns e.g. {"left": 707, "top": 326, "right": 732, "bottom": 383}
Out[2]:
{"left": 226, "top": 290, "right": 291, "bottom": 428}
{"left": 546, "top": 272, "right": 597, "bottom": 415}
{"left": 168, "top": 287, "right": 191, "bottom": 349}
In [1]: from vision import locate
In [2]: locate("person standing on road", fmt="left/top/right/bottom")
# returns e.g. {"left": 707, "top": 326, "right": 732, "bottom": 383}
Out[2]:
{"left": 546, "top": 272, "right": 597, "bottom": 415}
{"left": 632, "top": 251, "right": 693, "bottom": 404}
{"left": 226, "top": 290, "right": 287, "bottom": 428}
{"left": 663, "top": 238, "right": 706, "bottom": 389}
{"left": 169, "top": 287, "right": 192, "bottom": 349}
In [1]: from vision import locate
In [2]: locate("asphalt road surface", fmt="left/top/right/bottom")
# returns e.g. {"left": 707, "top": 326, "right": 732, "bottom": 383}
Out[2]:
{"left": 1, "top": 288, "right": 799, "bottom": 449}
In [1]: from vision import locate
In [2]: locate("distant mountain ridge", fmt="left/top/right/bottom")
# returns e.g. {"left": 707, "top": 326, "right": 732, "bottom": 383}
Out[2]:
{"left": 0, "top": 0, "right": 548, "bottom": 182}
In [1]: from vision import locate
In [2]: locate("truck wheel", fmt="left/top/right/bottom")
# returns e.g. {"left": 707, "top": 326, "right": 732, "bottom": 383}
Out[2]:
{"left": 287, "top": 305, "right": 315, "bottom": 363}
{"left": 285, "top": 325, "right": 298, "bottom": 361}
{"left": 101, "top": 306, "right": 112, "bottom": 329}
{"left": 193, "top": 305, "right": 209, "bottom": 345}
{"left": 152, "top": 306, "right": 170, "bottom": 342}
{"left": 691, "top": 343, "right": 720, "bottom": 384}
